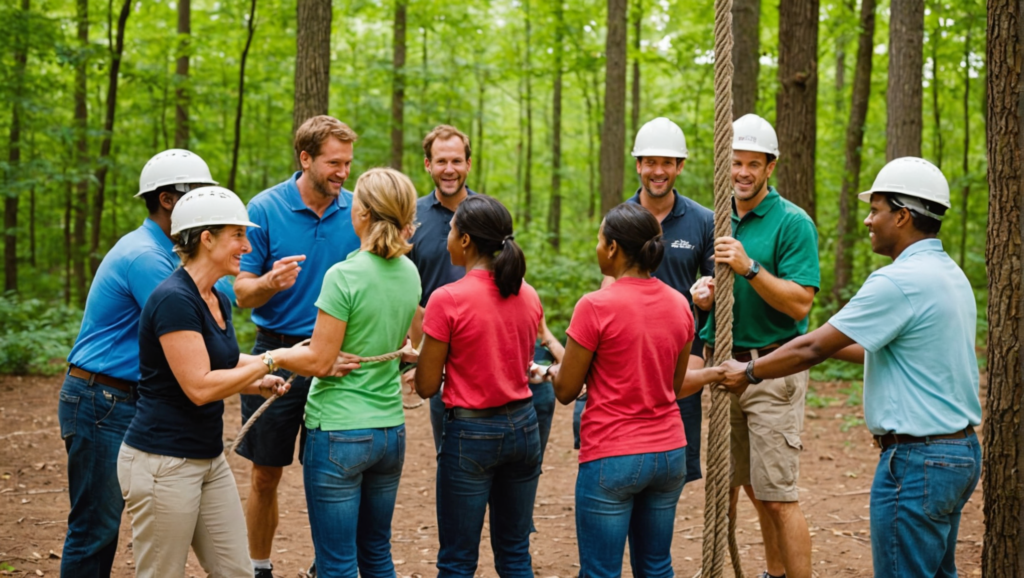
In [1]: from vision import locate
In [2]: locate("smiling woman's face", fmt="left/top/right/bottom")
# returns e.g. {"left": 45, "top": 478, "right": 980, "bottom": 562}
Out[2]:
{"left": 205, "top": 225, "right": 251, "bottom": 276}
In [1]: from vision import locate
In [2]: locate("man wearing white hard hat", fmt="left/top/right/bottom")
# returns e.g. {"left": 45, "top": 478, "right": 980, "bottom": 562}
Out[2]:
{"left": 718, "top": 157, "right": 981, "bottom": 578}
{"left": 695, "top": 114, "right": 819, "bottom": 578}
{"left": 119, "top": 186, "right": 297, "bottom": 577}
{"left": 621, "top": 116, "right": 720, "bottom": 487}
{"left": 58, "top": 149, "right": 217, "bottom": 577}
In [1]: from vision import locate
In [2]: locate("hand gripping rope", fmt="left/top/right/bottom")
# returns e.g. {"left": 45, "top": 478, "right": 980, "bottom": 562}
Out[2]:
{"left": 226, "top": 341, "right": 421, "bottom": 455}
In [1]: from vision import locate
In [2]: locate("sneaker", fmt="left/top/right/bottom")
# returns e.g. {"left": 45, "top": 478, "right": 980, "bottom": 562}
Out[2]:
{"left": 254, "top": 567, "right": 274, "bottom": 578}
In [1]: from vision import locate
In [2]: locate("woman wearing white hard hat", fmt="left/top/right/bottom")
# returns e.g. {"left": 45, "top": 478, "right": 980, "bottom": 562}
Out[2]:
{"left": 116, "top": 187, "right": 302, "bottom": 577}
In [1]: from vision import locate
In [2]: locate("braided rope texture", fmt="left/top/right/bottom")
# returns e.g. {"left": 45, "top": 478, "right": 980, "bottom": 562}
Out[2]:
{"left": 226, "top": 347, "right": 411, "bottom": 455}
{"left": 702, "top": 0, "right": 742, "bottom": 576}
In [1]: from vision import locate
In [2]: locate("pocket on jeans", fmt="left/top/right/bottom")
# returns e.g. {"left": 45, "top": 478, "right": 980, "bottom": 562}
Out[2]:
{"left": 328, "top": 432, "right": 375, "bottom": 472}
{"left": 924, "top": 455, "right": 977, "bottom": 521}
{"left": 598, "top": 454, "right": 644, "bottom": 494}
{"left": 58, "top": 392, "right": 80, "bottom": 440}
{"left": 523, "top": 422, "right": 541, "bottom": 466}
{"left": 458, "top": 430, "right": 504, "bottom": 474}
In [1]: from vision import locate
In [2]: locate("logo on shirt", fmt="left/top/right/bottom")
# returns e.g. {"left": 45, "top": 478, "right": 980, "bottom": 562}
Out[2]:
{"left": 670, "top": 239, "right": 694, "bottom": 250}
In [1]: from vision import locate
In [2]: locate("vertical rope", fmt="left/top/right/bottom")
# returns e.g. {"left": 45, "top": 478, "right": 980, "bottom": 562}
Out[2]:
{"left": 701, "top": 0, "right": 741, "bottom": 576}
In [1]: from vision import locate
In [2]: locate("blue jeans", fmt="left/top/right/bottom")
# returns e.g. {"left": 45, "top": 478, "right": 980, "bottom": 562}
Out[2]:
{"left": 58, "top": 373, "right": 136, "bottom": 577}
{"left": 436, "top": 404, "right": 542, "bottom": 578}
{"left": 430, "top": 384, "right": 555, "bottom": 461}
{"left": 575, "top": 448, "right": 687, "bottom": 578}
{"left": 573, "top": 393, "right": 587, "bottom": 450}
{"left": 870, "top": 434, "right": 981, "bottom": 578}
{"left": 303, "top": 426, "right": 406, "bottom": 578}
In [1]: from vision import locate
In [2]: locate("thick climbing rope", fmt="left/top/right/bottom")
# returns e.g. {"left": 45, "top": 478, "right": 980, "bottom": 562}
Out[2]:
{"left": 701, "top": 0, "right": 742, "bottom": 576}
{"left": 226, "top": 343, "right": 418, "bottom": 455}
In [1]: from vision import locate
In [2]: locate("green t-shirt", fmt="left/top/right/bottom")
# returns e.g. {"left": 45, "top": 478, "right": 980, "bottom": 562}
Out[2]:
{"left": 701, "top": 187, "right": 820, "bottom": 349}
{"left": 305, "top": 250, "right": 422, "bottom": 431}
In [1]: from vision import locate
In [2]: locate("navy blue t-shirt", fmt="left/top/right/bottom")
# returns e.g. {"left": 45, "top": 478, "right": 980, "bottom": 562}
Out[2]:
{"left": 124, "top": 267, "right": 240, "bottom": 459}
{"left": 627, "top": 190, "right": 714, "bottom": 355}
{"left": 408, "top": 189, "right": 477, "bottom": 307}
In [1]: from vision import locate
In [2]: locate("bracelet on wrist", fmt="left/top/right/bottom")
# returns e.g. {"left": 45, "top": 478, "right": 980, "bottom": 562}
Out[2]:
{"left": 261, "top": 352, "right": 277, "bottom": 373}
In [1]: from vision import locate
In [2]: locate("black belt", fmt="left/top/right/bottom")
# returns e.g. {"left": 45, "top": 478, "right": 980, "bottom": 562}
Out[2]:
{"left": 874, "top": 425, "right": 975, "bottom": 451}
{"left": 256, "top": 327, "right": 309, "bottom": 346}
{"left": 705, "top": 343, "right": 783, "bottom": 363}
{"left": 448, "top": 398, "right": 533, "bottom": 420}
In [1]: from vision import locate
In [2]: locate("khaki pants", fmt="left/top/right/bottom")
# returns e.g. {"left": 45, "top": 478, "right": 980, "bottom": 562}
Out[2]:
{"left": 729, "top": 362, "right": 809, "bottom": 503}
{"left": 117, "top": 444, "right": 252, "bottom": 578}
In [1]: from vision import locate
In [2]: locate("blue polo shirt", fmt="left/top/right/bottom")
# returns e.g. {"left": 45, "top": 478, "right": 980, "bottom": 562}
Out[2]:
{"left": 408, "top": 188, "right": 477, "bottom": 307}
{"left": 67, "top": 218, "right": 178, "bottom": 382}
{"left": 828, "top": 239, "right": 981, "bottom": 437}
{"left": 240, "top": 172, "right": 360, "bottom": 336}
{"left": 626, "top": 190, "right": 714, "bottom": 303}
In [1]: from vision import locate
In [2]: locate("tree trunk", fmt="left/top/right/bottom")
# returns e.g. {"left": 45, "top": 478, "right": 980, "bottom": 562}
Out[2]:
{"left": 293, "top": 0, "right": 332, "bottom": 134}
{"left": 548, "top": 2, "right": 563, "bottom": 250}
{"left": 775, "top": 0, "right": 819, "bottom": 221}
{"left": 630, "top": 0, "right": 642, "bottom": 141}
{"left": 175, "top": 0, "right": 190, "bottom": 149}
{"left": 390, "top": 0, "right": 407, "bottom": 171}
{"left": 930, "top": 17, "right": 943, "bottom": 168}
{"left": 959, "top": 23, "right": 972, "bottom": 269}
{"left": 5, "top": 0, "right": 30, "bottom": 293}
{"left": 475, "top": 67, "right": 486, "bottom": 193}
{"left": 600, "top": 0, "right": 629, "bottom": 216}
{"left": 887, "top": 0, "right": 924, "bottom": 160}
{"left": 228, "top": 0, "right": 258, "bottom": 192}
{"left": 832, "top": 0, "right": 876, "bottom": 305}
{"left": 732, "top": 0, "right": 760, "bottom": 117}
{"left": 73, "top": 0, "right": 89, "bottom": 305}
{"left": 982, "top": 1, "right": 1024, "bottom": 571}
{"left": 579, "top": 68, "right": 598, "bottom": 219}
{"left": 523, "top": 0, "right": 533, "bottom": 227}
{"left": 90, "top": 0, "right": 132, "bottom": 276}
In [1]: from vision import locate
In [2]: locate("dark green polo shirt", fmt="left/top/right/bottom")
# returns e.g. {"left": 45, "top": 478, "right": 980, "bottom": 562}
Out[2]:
{"left": 700, "top": 187, "right": 820, "bottom": 349}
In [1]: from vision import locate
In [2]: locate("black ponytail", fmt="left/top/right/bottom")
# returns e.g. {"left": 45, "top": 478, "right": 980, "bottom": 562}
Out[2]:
{"left": 453, "top": 195, "right": 526, "bottom": 298}
{"left": 602, "top": 203, "right": 665, "bottom": 274}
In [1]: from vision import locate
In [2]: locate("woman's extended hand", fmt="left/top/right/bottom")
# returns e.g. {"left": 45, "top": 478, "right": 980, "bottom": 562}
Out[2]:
{"left": 246, "top": 374, "right": 289, "bottom": 399}
{"left": 328, "top": 351, "right": 362, "bottom": 377}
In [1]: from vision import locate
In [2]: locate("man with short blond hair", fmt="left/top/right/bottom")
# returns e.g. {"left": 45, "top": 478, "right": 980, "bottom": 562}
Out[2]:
{"left": 232, "top": 115, "right": 361, "bottom": 578}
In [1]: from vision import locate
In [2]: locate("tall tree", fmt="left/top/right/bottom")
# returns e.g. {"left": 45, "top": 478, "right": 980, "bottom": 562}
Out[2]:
{"left": 600, "top": 0, "right": 628, "bottom": 216}
{"left": 90, "top": 0, "right": 132, "bottom": 275}
{"left": 887, "top": 0, "right": 924, "bottom": 160}
{"left": 958, "top": 19, "right": 973, "bottom": 268}
{"left": 228, "top": 0, "right": 258, "bottom": 192}
{"left": 775, "top": 0, "right": 819, "bottom": 221}
{"left": 175, "top": 0, "right": 190, "bottom": 148}
{"left": 293, "top": 0, "right": 332, "bottom": 134}
{"left": 732, "top": 0, "right": 760, "bottom": 117}
{"left": 930, "top": 10, "right": 944, "bottom": 168}
{"left": 390, "top": 0, "right": 407, "bottom": 170}
{"left": 982, "top": 1, "right": 1024, "bottom": 575}
{"left": 548, "top": 1, "right": 564, "bottom": 250}
{"left": 5, "top": 0, "right": 30, "bottom": 293}
{"left": 832, "top": 0, "right": 876, "bottom": 304}
{"left": 523, "top": 0, "right": 534, "bottom": 226}
{"left": 73, "top": 0, "right": 88, "bottom": 305}
{"left": 630, "top": 0, "right": 642, "bottom": 140}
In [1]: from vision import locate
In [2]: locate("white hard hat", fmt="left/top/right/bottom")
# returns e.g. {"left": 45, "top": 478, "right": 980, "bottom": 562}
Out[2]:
{"left": 137, "top": 149, "right": 218, "bottom": 197}
{"left": 732, "top": 114, "right": 780, "bottom": 158}
{"left": 632, "top": 117, "right": 688, "bottom": 159}
{"left": 858, "top": 157, "right": 950, "bottom": 220}
{"left": 170, "top": 186, "right": 259, "bottom": 236}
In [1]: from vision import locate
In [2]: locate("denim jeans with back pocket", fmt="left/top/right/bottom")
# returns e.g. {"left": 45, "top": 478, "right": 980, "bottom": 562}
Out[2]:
{"left": 869, "top": 434, "right": 981, "bottom": 578}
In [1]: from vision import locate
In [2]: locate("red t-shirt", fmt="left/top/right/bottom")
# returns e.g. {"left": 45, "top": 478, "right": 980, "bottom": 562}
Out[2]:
{"left": 567, "top": 276, "right": 694, "bottom": 463}
{"left": 423, "top": 269, "right": 543, "bottom": 409}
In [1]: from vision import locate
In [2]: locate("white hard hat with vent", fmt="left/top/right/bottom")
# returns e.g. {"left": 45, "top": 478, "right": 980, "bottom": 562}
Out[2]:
{"left": 137, "top": 149, "right": 218, "bottom": 197}
{"left": 858, "top": 157, "right": 950, "bottom": 220}
{"left": 170, "top": 186, "right": 259, "bottom": 236}
{"left": 732, "top": 114, "right": 780, "bottom": 158}
{"left": 632, "top": 117, "right": 688, "bottom": 159}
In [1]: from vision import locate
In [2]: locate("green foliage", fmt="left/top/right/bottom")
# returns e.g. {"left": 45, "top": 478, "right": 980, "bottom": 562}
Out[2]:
{"left": 805, "top": 386, "right": 838, "bottom": 409}
{"left": 840, "top": 414, "right": 866, "bottom": 433}
{"left": 0, "top": 292, "right": 82, "bottom": 375}
{"left": 809, "top": 358, "right": 864, "bottom": 383}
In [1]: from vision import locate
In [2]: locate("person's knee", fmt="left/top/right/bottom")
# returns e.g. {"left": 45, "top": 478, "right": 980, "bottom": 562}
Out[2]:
{"left": 760, "top": 499, "right": 798, "bottom": 519}
{"left": 251, "top": 465, "right": 284, "bottom": 493}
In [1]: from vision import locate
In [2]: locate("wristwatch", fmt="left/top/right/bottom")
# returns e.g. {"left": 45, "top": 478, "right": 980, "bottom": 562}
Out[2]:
{"left": 743, "top": 259, "right": 761, "bottom": 280}
{"left": 745, "top": 360, "right": 764, "bottom": 385}
{"left": 261, "top": 352, "right": 278, "bottom": 373}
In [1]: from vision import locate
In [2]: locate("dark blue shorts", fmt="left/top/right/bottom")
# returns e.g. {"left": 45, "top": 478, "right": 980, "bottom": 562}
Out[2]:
{"left": 234, "top": 332, "right": 312, "bottom": 467}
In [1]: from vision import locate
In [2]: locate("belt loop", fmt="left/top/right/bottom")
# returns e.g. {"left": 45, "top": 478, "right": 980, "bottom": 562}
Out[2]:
{"left": 86, "top": 371, "right": 96, "bottom": 387}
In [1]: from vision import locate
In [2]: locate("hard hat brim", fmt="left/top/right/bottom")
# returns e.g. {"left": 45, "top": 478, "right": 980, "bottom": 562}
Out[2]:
{"left": 732, "top": 144, "right": 779, "bottom": 158}
{"left": 170, "top": 218, "right": 260, "bottom": 237}
{"left": 631, "top": 148, "right": 688, "bottom": 159}
{"left": 135, "top": 177, "right": 220, "bottom": 197}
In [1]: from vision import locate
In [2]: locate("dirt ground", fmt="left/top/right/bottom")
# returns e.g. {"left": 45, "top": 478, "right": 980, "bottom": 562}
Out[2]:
{"left": 0, "top": 374, "right": 983, "bottom": 577}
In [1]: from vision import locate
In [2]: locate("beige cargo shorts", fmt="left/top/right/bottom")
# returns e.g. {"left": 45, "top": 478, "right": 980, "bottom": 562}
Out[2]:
{"left": 729, "top": 362, "right": 809, "bottom": 503}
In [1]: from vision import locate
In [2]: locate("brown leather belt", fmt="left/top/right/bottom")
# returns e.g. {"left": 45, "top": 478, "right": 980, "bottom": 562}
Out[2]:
{"left": 256, "top": 327, "right": 309, "bottom": 346}
{"left": 874, "top": 425, "right": 976, "bottom": 451}
{"left": 705, "top": 344, "right": 781, "bottom": 364}
{"left": 448, "top": 398, "right": 533, "bottom": 420}
{"left": 67, "top": 366, "right": 135, "bottom": 394}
